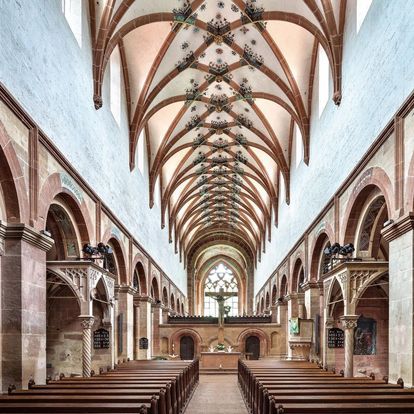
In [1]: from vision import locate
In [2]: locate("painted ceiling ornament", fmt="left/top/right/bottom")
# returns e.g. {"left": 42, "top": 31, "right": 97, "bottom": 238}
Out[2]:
{"left": 210, "top": 94, "right": 229, "bottom": 113}
{"left": 186, "top": 114, "right": 202, "bottom": 130}
{"left": 233, "top": 163, "right": 245, "bottom": 176}
{"left": 243, "top": 1, "right": 265, "bottom": 23}
{"left": 209, "top": 62, "right": 229, "bottom": 76}
{"left": 232, "top": 171, "right": 244, "bottom": 182}
{"left": 192, "top": 134, "right": 205, "bottom": 148}
{"left": 212, "top": 166, "right": 226, "bottom": 177}
{"left": 199, "top": 185, "right": 209, "bottom": 196}
{"left": 210, "top": 120, "right": 229, "bottom": 133}
{"left": 214, "top": 35, "right": 224, "bottom": 45}
{"left": 243, "top": 44, "right": 264, "bottom": 68}
{"left": 193, "top": 151, "right": 206, "bottom": 166}
{"left": 185, "top": 81, "right": 201, "bottom": 102}
{"left": 176, "top": 51, "right": 196, "bottom": 72}
{"left": 197, "top": 175, "right": 209, "bottom": 187}
{"left": 235, "top": 150, "right": 248, "bottom": 165}
{"left": 235, "top": 80, "right": 253, "bottom": 103}
{"left": 235, "top": 133, "right": 248, "bottom": 147}
{"left": 236, "top": 113, "right": 253, "bottom": 129}
{"left": 212, "top": 136, "right": 229, "bottom": 150}
{"left": 196, "top": 163, "right": 208, "bottom": 175}
{"left": 208, "top": 17, "right": 230, "bottom": 36}
{"left": 212, "top": 154, "right": 228, "bottom": 166}
{"left": 172, "top": 0, "right": 195, "bottom": 30}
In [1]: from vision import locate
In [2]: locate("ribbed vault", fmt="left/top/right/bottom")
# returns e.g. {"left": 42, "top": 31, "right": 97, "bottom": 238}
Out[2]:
{"left": 90, "top": 0, "right": 345, "bottom": 271}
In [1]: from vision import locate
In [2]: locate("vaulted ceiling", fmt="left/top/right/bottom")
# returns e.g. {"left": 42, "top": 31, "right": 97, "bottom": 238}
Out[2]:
{"left": 91, "top": 0, "right": 345, "bottom": 266}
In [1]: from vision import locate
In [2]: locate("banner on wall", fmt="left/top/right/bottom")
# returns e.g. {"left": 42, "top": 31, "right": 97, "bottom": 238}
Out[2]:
{"left": 289, "top": 317, "right": 300, "bottom": 334}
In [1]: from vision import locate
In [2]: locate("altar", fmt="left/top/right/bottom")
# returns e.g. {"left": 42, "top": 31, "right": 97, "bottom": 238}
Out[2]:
{"left": 200, "top": 352, "right": 242, "bottom": 369}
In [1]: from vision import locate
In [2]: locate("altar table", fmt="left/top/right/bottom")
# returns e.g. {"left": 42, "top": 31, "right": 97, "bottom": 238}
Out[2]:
{"left": 200, "top": 352, "right": 241, "bottom": 369}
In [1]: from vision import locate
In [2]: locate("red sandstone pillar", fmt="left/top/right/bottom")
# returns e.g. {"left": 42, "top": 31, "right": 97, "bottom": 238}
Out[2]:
{"left": 1, "top": 224, "right": 53, "bottom": 392}
{"left": 152, "top": 303, "right": 162, "bottom": 356}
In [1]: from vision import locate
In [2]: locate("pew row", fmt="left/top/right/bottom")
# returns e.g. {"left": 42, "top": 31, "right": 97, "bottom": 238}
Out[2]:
{"left": 0, "top": 359, "right": 199, "bottom": 414}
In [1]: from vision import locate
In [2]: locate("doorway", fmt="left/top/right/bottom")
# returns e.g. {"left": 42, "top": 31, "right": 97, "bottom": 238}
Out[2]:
{"left": 180, "top": 336, "right": 195, "bottom": 360}
{"left": 246, "top": 335, "right": 260, "bottom": 360}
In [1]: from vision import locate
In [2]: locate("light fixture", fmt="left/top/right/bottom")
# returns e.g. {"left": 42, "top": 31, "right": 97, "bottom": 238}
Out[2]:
{"left": 82, "top": 243, "right": 113, "bottom": 271}
{"left": 339, "top": 243, "right": 355, "bottom": 257}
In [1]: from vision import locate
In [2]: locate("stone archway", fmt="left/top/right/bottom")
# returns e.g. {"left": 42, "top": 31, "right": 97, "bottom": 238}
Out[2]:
{"left": 237, "top": 328, "right": 270, "bottom": 358}
{"left": 170, "top": 329, "right": 202, "bottom": 359}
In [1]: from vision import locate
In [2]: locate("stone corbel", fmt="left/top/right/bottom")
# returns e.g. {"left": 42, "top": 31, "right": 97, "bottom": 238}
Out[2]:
{"left": 116, "top": 284, "right": 136, "bottom": 296}
{"left": 300, "top": 280, "right": 321, "bottom": 292}
{"left": 102, "top": 318, "right": 112, "bottom": 329}
{"left": 4, "top": 223, "right": 54, "bottom": 251}
{"left": 382, "top": 212, "right": 414, "bottom": 242}
{"left": 133, "top": 295, "right": 153, "bottom": 307}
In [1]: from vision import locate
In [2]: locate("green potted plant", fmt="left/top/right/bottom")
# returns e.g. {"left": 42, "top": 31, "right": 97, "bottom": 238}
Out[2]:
{"left": 215, "top": 343, "right": 225, "bottom": 352}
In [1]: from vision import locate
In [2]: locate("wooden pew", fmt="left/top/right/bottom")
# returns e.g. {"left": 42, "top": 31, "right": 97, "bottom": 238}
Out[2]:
{"left": 0, "top": 359, "right": 199, "bottom": 414}
{"left": 239, "top": 360, "right": 414, "bottom": 414}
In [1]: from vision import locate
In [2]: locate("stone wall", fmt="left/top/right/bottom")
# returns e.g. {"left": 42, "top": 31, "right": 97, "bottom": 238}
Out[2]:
{"left": 255, "top": 0, "right": 414, "bottom": 291}
{"left": 0, "top": 1, "right": 186, "bottom": 291}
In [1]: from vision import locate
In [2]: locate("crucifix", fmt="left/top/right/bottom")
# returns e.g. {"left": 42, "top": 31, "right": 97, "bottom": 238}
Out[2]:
{"left": 206, "top": 287, "right": 237, "bottom": 327}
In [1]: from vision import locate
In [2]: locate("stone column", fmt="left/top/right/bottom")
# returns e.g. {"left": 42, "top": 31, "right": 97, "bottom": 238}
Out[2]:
{"left": 323, "top": 316, "right": 336, "bottom": 370}
{"left": 137, "top": 297, "right": 152, "bottom": 360}
{"left": 303, "top": 281, "right": 321, "bottom": 320}
{"left": 340, "top": 315, "right": 358, "bottom": 377}
{"left": 116, "top": 285, "right": 135, "bottom": 361}
{"left": 276, "top": 300, "right": 288, "bottom": 357}
{"left": 1, "top": 223, "right": 53, "bottom": 392}
{"left": 133, "top": 304, "right": 140, "bottom": 360}
{"left": 152, "top": 303, "right": 162, "bottom": 356}
{"left": 297, "top": 293, "right": 305, "bottom": 319}
{"left": 270, "top": 304, "right": 277, "bottom": 323}
{"left": 286, "top": 294, "right": 298, "bottom": 359}
{"left": 162, "top": 307, "right": 169, "bottom": 324}
{"left": 383, "top": 214, "right": 414, "bottom": 385}
{"left": 79, "top": 315, "right": 94, "bottom": 377}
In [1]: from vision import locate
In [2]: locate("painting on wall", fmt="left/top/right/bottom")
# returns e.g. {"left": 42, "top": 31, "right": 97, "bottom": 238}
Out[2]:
{"left": 289, "top": 318, "right": 300, "bottom": 335}
{"left": 354, "top": 317, "right": 376, "bottom": 355}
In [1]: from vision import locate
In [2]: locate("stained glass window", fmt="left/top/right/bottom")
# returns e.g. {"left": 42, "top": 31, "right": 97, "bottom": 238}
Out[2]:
{"left": 203, "top": 263, "right": 238, "bottom": 316}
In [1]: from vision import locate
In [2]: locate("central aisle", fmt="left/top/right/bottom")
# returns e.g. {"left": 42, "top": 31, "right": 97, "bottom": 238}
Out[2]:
{"left": 186, "top": 374, "right": 248, "bottom": 413}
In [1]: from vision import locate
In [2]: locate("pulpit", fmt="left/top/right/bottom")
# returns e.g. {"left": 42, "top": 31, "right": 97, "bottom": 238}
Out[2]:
{"left": 200, "top": 352, "right": 241, "bottom": 369}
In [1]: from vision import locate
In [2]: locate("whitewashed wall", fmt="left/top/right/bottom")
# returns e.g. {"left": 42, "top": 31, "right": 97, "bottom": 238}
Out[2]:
{"left": 0, "top": 1, "right": 187, "bottom": 291}
{"left": 255, "top": 0, "right": 414, "bottom": 292}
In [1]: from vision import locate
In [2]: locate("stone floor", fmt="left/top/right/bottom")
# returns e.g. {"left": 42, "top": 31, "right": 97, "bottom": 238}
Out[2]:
{"left": 186, "top": 374, "right": 248, "bottom": 413}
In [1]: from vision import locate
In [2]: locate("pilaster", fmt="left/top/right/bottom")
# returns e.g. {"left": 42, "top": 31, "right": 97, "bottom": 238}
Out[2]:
{"left": 1, "top": 222, "right": 53, "bottom": 392}
{"left": 383, "top": 213, "right": 414, "bottom": 385}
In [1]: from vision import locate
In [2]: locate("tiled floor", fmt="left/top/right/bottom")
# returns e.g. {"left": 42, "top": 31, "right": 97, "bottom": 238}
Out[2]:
{"left": 186, "top": 375, "right": 248, "bottom": 413}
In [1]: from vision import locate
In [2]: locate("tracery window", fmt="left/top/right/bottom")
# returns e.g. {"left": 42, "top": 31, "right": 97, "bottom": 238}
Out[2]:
{"left": 203, "top": 263, "right": 238, "bottom": 317}
{"left": 61, "top": 0, "right": 82, "bottom": 47}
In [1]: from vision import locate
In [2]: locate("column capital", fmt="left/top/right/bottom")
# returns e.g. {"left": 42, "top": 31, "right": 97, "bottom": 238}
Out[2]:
{"left": 382, "top": 212, "right": 414, "bottom": 242}
{"left": 301, "top": 280, "right": 322, "bottom": 292}
{"left": 340, "top": 315, "right": 359, "bottom": 330}
{"left": 325, "top": 317, "right": 336, "bottom": 329}
{"left": 133, "top": 295, "right": 153, "bottom": 306}
{"left": 115, "top": 284, "right": 136, "bottom": 295}
{"left": 276, "top": 298, "right": 287, "bottom": 307}
{"left": 79, "top": 315, "right": 95, "bottom": 329}
{"left": 1, "top": 221, "right": 54, "bottom": 251}
{"left": 285, "top": 293, "right": 297, "bottom": 301}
